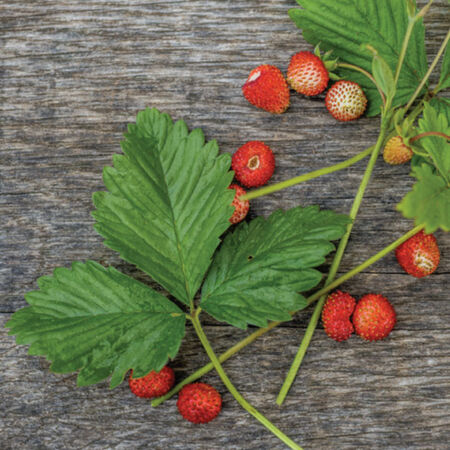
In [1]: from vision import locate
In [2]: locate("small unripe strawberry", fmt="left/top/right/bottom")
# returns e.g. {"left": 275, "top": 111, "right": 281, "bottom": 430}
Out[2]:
{"left": 242, "top": 65, "right": 290, "bottom": 114}
{"left": 321, "top": 290, "right": 356, "bottom": 342}
{"left": 228, "top": 184, "right": 249, "bottom": 224}
{"left": 395, "top": 230, "right": 440, "bottom": 278}
{"left": 232, "top": 141, "right": 275, "bottom": 188}
{"left": 287, "top": 51, "right": 329, "bottom": 96}
{"left": 325, "top": 80, "right": 367, "bottom": 121}
{"left": 177, "top": 383, "right": 222, "bottom": 424}
{"left": 129, "top": 366, "right": 175, "bottom": 398}
{"left": 352, "top": 294, "right": 396, "bottom": 341}
{"left": 383, "top": 136, "right": 413, "bottom": 165}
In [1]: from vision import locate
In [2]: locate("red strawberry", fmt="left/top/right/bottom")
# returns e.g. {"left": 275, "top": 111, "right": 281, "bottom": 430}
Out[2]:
{"left": 229, "top": 184, "right": 249, "bottom": 224}
{"left": 287, "top": 51, "right": 329, "bottom": 96}
{"left": 395, "top": 230, "right": 440, "bottom": 278}
{"left": 177, "top": 382, "right": 222, "bottom": 424}
{"left": 383, "top": 136, "right": 413, "bottom": 165}
{"left": 232, "top": 141, "right": 275, "bottom": 188}
{"left": 325, "top": 80, "right": 367, "bottom": 121}
{"left": 129, "top": 365, "right": 175, "bottom": 398}
{"left": 242, "top": 65, "right": 290, "bottom": 114}
{"left": 321, "top": 290, "right": 356, "bottom": 342}
{"left": 352, "top": 294, "right": 396, "bottom": 341}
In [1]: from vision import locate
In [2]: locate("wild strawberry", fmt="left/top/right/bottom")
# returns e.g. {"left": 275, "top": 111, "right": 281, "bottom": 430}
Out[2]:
{"left": 383, "top": 136, "right": 413, "bottom": 165}
{"left": 242, "top": 65, "right": 290, "bottom": 114}
{"left": 325, "top": 80, "right": 367, "bottom": 121}
{"left": 395, "top": 230, "right": 440, "bottom": 278}
{"left": 321, "top": 290, "right": 356, "bottom": 342}
{"left": 232, "top": 141, "right": 275, "bottom": 188}
{"left": 287, "top": 51, "right": 329, "bottom": 96}
{"left": 129, "top": 366, "right": 175, "bottom": 398}
{"left": 352, "top": 294, "right": 396, "bottom": 341}
{"left": 177, "top": 382, "right": 222, "bottom": 424}
{"left": 229, "top": 184, "right": 249, "bottom": 224}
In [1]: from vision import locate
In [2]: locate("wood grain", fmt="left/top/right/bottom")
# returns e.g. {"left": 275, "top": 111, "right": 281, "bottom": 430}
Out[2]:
{"left": 1, "top": 1, "right": 449, "bottom": 449}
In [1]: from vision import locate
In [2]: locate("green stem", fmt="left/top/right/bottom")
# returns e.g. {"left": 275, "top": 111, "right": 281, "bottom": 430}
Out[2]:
{"left": 305, "top": 225, "right": 424, "bottom": 305}
{"left": 240, "top": 146, "right": 373, "bottom": 201}
{"left": 153, "top": 224, "right": 424, "bottom": 406}
{"left": 276, "top": 122, "right": 388, "bottom": 405}
{"left": 337, "top": 62, "right": 386, "bottom": 106}
{"left": 405, "top": 29, "right": 450, "bottom": 112}
{"left": 152, "top": 322, "right": 278, "bottom": 407}
{"left": 190, "top": 313, "right": 303, "bottom": 450}
{"left": 393, "top": 21, "right": 415, "bottom": 91}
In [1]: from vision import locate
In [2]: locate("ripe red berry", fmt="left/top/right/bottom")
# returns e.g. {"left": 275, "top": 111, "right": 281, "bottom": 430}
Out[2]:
{"left": 352, "top": 294, "right": 396, "bottom": 341}
{"left": 321, "top": 290, "right": 356, "bottom": 342}
{"left": 287, "top": 51, "right": 329, "bottom": 96}
{"left": 325, "top": 80, "right": 367, "bottom": 121}
{"left": 228, "top": 184, "right": 249, "bottom": 224}
{"left": 383, "top": 136, "right": 413, "bottom": 165}
{"left": 232, "top": 141, "right": 275, "bottom": 188}
{"left": 395, "top": 230, "right": 440, "bottom": 278}
{"left": 129, "top": 366, "right": 175, "bottom": 398}
{"left": 177, "top": 382, "right": 222, "bottom": 424}
{"left": 242, "top": 65, "right": 290, "bottom": 114}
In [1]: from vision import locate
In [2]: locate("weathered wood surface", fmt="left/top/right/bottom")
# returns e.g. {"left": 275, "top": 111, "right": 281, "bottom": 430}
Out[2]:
{"left": 1, "top": 1, "right": 449, "bottom": 449}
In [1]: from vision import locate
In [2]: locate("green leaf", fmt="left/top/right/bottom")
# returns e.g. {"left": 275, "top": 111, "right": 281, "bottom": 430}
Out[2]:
{"left": 437, "top": 39, "right": 450, "bottom": 91}
{"left": 417, "top": 102, "right": 450, "bottom": 182}
{"left": 93, "top": 108, "right": 235, "bottom": 306}
{"left": 429, "top": 97, "right": 450, "bottom": 123}
{"left": 200, "top": 206, "right": 350, "bottom": 329}
{"left": 6, "top": 261, "right": 186, "bottom": 388}
{"left": 397, "top": 164, "right": 450, "bottom": 233}
{"left": 371, "top": 52, "right": 395, "bottom": 100}
{"left": 289, "top": 0, "right": 428, "bottom": 116}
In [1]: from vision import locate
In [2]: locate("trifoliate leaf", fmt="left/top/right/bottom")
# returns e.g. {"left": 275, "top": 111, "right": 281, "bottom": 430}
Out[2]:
{"left": 397, "top": 164, "right": 450, "bottom": 233}
{"left": 289, "top": 0, "right": 427, "bottom": 116}
{"left": 437, "top": 40, "right": 450, "bottom": 92}
{"left": 93, "top": 108, "right": 234, "bottom": 306}
{"left": 6, "top": 261, "right": 186, "bottom": 388}
{"left": 200, "top": 206, "right": 350, "bottom": 329}
{"left": 417, "top": 102, "right": 450, "bottom": 183}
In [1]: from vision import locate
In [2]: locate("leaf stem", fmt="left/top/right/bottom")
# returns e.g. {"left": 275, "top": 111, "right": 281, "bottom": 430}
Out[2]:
{"left": 410, "top": 131, "right": 450, "bottom": 143}
{"left": 276, "top": 122, "right": 388, "bottom": 405}
{"left": 337, "top": 62, "right": 386, "bottom": 106}
{"left": 405, "top": 29, "right": 450, "bottom": 112}
{"left": 240, "top": 146, "right": 373, "bottom": 201}
{"left": 153, "top": 224, "right": 424, "bottom": 406}
{"left": 190, "top": 314, "right": 303, "bottom": 450}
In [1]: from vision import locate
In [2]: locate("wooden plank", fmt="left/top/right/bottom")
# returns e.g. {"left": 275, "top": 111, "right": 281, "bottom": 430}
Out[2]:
{"left": 1, "top": 0, "right": 449, "bottom": 449}
{"left": 1, "top": 316, "right": 449, "bottom": 449}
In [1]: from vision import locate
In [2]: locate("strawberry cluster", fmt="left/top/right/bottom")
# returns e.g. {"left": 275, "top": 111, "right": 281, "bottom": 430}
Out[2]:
{"left": 242, "top": 51, "right": 367, "bottom": 121}
{"left": 322, "top": 231, "right": 440, "bottom": 343}
{"left": 129, "top": 367, "right": 222, "bottom": 424}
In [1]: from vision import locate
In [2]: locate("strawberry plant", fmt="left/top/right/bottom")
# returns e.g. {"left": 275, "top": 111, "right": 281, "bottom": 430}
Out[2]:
{"left": 6, "top": 0, "right": 449, "bottom": 449}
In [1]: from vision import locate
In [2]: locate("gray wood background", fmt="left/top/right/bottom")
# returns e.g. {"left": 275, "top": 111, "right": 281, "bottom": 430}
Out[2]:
{"left": 1, "top": 1, "right": 449, "bottom": 449}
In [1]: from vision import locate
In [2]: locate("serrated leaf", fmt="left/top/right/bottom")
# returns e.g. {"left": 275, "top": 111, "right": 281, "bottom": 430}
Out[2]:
{"left": 93, "top": 108, "right": 234, "bottom": 305}
{"left": 438, "top": 39, "right": 450, "bottom": 91}
{"left": 6, "top": 261, "right": 186, "bottom": 388}
{"left": 289, "top": 0, "right": 428, "bottom": 116}
{"left": 200, "top": 206, "right": 350, "bottom": 329}
{"left": 397, "top": 164, "right": 450, "bottom": 233}
{"left": 429, "top": 97, "right": 450, "bottom": 124}
{"left": 417, "top": 102, "right": 450, "bottom": 183}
